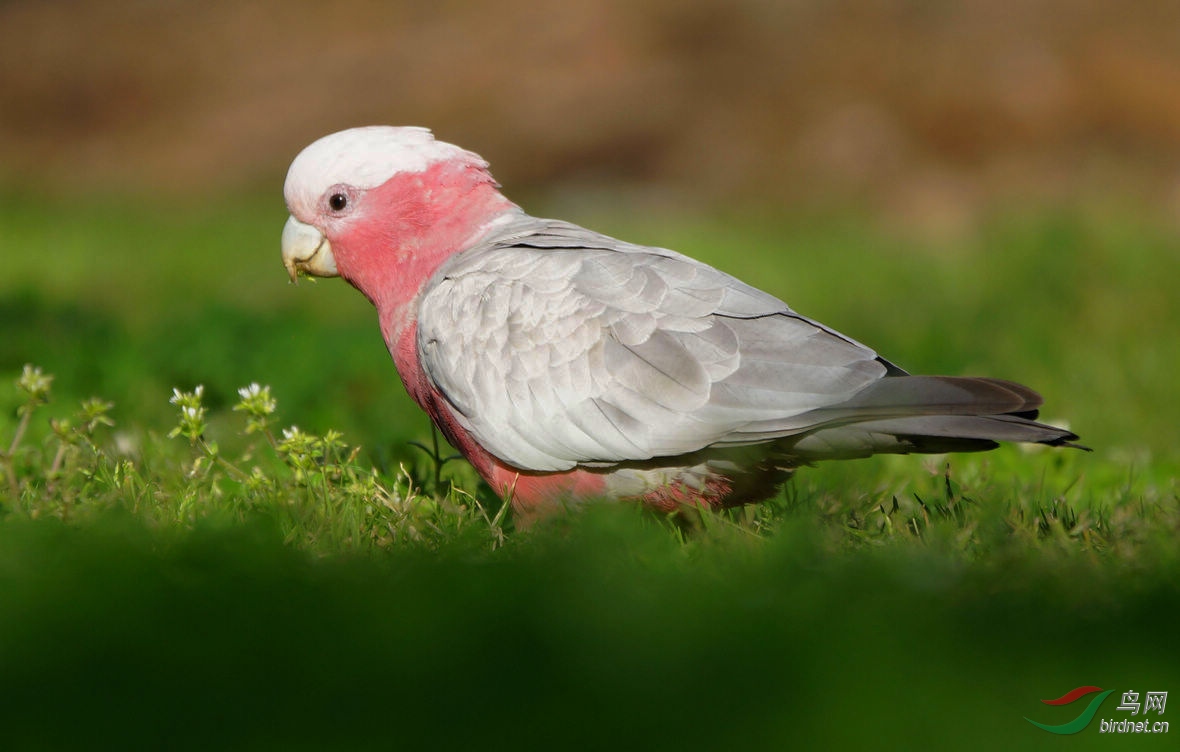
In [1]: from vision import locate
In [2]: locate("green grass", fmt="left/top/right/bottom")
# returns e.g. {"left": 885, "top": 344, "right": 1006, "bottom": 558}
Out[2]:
{"left": 1, "top": 191, "right": 1178, "bottom": 749}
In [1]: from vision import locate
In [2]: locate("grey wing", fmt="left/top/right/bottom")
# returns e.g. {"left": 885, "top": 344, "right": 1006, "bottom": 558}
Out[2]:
{"left": 416, "top": 218, "right": 890, "bottom": 472}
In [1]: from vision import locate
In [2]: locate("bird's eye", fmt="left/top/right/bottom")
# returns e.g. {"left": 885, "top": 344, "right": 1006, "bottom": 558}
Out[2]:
{"left": 329, "top": 193, "right": 348, "bottom": 211}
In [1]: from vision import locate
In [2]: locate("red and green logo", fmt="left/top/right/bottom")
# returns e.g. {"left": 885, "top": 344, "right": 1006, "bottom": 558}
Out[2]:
{"left": 1025, "top": 686, "right": 1115, "bottom": 735}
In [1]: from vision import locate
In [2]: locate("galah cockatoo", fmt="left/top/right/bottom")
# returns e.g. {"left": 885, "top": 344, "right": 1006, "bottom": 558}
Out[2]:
{"left": 281, "top": 126, "right": 1080, "bottom": 513}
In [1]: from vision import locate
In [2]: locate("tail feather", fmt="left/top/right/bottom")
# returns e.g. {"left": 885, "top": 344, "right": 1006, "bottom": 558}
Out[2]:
{"left": 852, "top": 414, "right": 1077, "bottom": 445}
{"left": 781, "top": 375, "right": 1084, "bottom": 460}
{"left": 824, "top": 375, "right": 1044, "bottom": 418}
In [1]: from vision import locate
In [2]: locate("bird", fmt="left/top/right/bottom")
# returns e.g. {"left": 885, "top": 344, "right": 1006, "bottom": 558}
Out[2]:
{"left": 281, "top": 126, "right": 1081, "bottom": 515}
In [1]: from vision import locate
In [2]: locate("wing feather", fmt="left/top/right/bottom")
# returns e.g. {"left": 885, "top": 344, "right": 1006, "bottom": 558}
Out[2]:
{"left": 417, "top": 217, "right": 886, "bottom": 471}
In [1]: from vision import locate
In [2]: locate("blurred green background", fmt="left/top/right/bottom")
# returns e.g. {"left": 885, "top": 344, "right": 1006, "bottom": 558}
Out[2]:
{"left": 1, "top": 1, "right": 1178, "bottom": 749}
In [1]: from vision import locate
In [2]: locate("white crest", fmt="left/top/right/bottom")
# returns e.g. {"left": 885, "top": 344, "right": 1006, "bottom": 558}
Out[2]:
{"left": 284, "top": 126, "right": 484, "bottom": 212}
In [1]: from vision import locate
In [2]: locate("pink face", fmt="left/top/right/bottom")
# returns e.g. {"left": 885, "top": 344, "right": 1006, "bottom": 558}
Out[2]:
{"left": 281, "top": 127, "right": 513, "bottom": 312}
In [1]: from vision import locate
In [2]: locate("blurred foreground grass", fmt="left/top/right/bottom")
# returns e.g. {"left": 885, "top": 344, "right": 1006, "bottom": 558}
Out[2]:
{"left": 1, "top": 507, "right": 1177, "bottom": 751}
{"left": 0, "top": 191, "right": 1178, "bottom": 749}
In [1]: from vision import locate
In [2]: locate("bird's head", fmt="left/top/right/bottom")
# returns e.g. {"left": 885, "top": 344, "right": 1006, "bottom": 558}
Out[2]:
{"left": 281, "top": 126, "right": 514, "bottom": 308}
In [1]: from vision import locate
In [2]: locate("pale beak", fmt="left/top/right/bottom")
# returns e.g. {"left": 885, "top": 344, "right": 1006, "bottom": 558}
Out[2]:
{"left": 281, "top": 216, "right": 338, "bottom": 282}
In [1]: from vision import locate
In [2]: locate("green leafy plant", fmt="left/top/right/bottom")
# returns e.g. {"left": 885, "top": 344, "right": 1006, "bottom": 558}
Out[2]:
{"left": 0, "top": 365, "right": 510, "bottom": 552}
